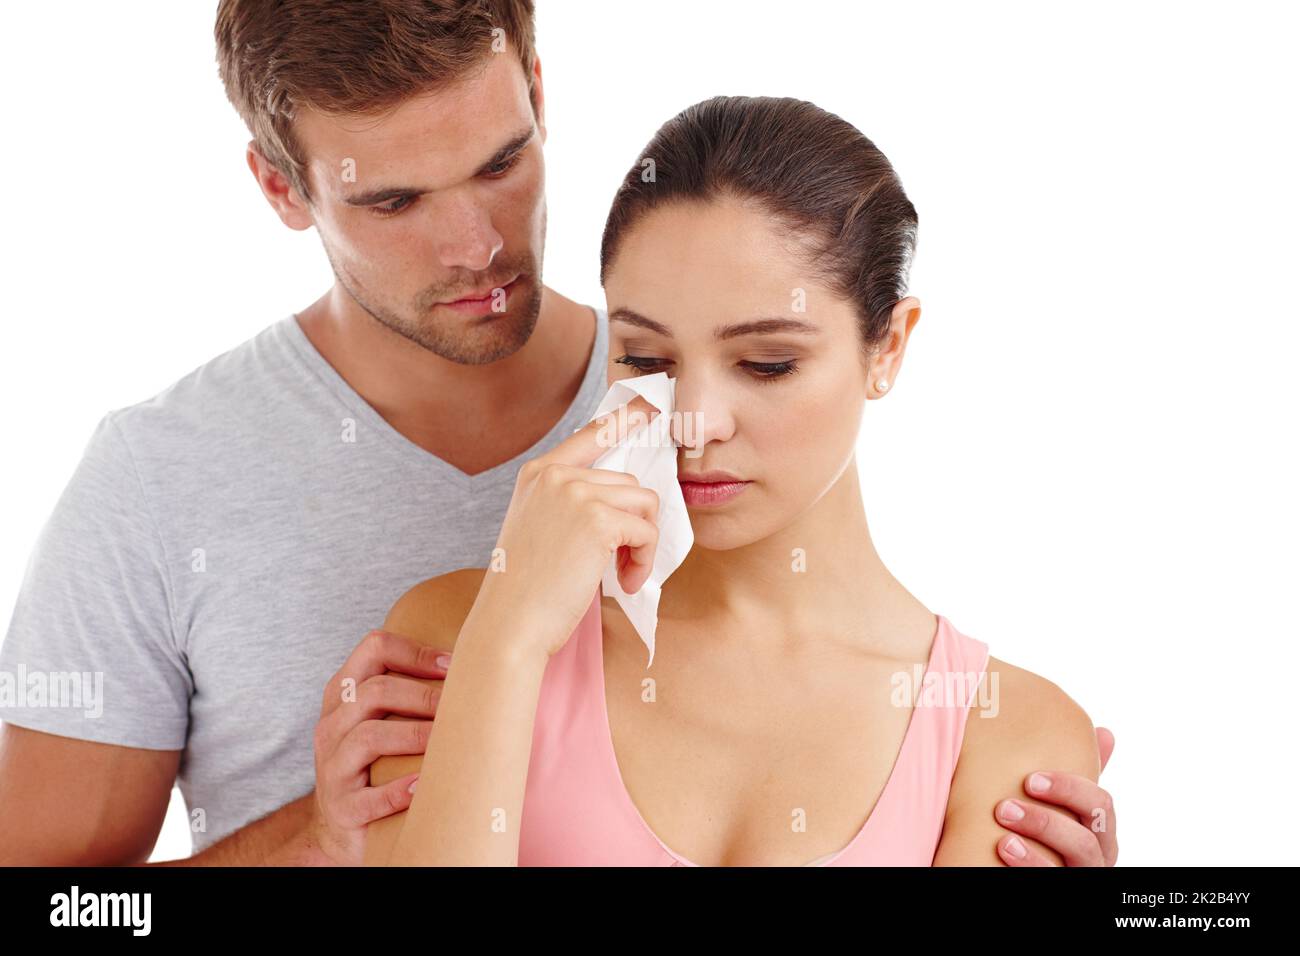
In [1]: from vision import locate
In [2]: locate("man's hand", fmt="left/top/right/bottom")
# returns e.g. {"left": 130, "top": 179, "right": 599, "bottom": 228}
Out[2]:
{"left": 993, "top": 726, "right": 1118, "bottom": 866}
{"left": 303, "top": 628, "right": 451, "bottom": 865}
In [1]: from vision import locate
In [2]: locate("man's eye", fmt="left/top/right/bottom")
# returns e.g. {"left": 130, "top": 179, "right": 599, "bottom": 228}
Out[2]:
{"left": 371, "top": 195, "right": 415, "bottom": 217}
{"left": 484, "top": 152, "right": 524, "bottom": 178}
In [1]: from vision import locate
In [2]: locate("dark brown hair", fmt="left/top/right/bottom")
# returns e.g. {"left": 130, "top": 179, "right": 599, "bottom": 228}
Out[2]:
{"left": 600, "top": 96, "right": 918, "bottom": 353}
{"left": 214, "top": 0, "right": 537, "bottom": 205}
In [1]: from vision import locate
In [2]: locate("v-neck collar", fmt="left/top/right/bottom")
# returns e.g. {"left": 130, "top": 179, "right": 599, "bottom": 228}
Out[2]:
{"left": 277, "top": 305, "right": 608, "bottom": 492}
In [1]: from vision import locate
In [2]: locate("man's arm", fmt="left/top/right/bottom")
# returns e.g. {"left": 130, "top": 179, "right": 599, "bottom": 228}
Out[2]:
{"left": 932, "top": 658, "right": 1102, "bottom": 866}
{"left": 0, "top": 412, "right": 195, "bottom": 864}
{"left": 0, "top": 724, "right": 178, "bottom": 865}
{"left": 149, "top": 792, "right": 331, "bottom": 866}
{"left": 0, "top": 723, "right": 333, "bottom": 866}
{"left": 165, "top": 617, "right": 457, "bottom": 867}
{"left": 1, "top": 410, "right": 450, "bottom": 866}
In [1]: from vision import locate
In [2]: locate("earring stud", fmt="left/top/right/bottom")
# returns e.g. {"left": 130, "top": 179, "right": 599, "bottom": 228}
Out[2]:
{"left": 875, "top": 379, "right": 890, "bottom": 392}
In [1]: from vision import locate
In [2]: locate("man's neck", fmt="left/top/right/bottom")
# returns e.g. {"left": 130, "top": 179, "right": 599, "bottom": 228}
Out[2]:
{"left": 294, "top": 283, "right": 598, "bottom": 475}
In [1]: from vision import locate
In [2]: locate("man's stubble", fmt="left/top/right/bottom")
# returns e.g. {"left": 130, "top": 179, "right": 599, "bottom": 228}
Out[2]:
{"left": 318, "top": 207, "right": 548, "bottom": 366}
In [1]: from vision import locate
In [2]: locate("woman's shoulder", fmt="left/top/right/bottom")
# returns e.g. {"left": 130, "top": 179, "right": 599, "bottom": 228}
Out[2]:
{"left": 961, "top": 654, "right": 1099, "bottom": 772}
{"left": 931, "top": 653, "right": 1101, "bottom": 862}
{"left": 382, "top": 567, "right": 488, "bottom": 654}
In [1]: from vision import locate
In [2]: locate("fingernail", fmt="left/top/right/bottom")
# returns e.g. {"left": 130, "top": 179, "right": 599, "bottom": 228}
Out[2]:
{"left": 435, "top": 653, "right": 452, "bottom": 669}
{"left": 1003, "top": 836, "right": 1027, "bottom": 859}
{"left": 1027, "top": 772, "right": 1051, "bottom": 794}
{"left": 998, "top": 799, "right": 1025, "bottom": 822}
{"left": 408, "top": 776, "right": 419, "bottom": 794}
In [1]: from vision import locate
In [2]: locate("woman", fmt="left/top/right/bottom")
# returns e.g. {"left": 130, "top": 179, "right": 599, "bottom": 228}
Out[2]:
{"left": 365, "top": 96, "right": 1102, "bottom": 866}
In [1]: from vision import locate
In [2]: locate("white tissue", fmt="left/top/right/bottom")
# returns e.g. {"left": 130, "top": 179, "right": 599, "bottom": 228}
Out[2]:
{"left": 585, "top": 372, "right": 694, "bottom": 667}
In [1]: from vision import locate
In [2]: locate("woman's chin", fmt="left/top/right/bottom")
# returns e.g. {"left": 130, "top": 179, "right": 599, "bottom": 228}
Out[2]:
{"left": 685, "top": 515, "right": 769, "bottom": 552}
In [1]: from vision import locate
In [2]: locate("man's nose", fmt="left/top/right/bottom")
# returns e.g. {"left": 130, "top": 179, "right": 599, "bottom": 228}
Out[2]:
{"left": 433, "top": 197, "right": 503, "bottom": 272}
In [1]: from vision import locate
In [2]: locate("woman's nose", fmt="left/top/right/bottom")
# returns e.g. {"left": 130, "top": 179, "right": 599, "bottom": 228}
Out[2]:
{"left": 671, "top": 377, "right": 737, "bottom": 453}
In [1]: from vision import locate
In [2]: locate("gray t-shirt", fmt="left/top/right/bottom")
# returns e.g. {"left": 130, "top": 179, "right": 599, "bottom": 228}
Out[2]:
{"left": 0, "top": 307, "right": 609, "bottom": 852}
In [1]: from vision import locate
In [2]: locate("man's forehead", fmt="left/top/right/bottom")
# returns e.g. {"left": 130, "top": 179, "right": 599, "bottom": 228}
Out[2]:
{"left": 297, "top": 52, "right": 532, "bottom": 196}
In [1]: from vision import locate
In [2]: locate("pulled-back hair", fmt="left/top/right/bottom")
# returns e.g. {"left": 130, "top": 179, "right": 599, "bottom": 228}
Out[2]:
{"left": 600, "top": 96, "right": 918, "bottom": 353}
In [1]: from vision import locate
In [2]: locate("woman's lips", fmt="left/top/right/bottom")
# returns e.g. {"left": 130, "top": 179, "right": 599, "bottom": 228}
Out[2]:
{"left": 678, "top": 478, "right": 751, "bottom": 507}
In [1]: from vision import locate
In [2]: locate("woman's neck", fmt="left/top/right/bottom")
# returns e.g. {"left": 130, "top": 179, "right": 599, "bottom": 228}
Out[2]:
{"left": 660, "top": 462, "right": 930, "bottom": 653}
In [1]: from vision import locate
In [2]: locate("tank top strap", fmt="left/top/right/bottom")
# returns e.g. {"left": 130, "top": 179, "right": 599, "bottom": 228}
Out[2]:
{"left": 918, "top": 614, "right": 991, "bottom": 773}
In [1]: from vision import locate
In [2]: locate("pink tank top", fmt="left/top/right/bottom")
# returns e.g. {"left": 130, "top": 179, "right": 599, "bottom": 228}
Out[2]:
{"left": 518, "top": 587, "right": 990, "bottom": 866}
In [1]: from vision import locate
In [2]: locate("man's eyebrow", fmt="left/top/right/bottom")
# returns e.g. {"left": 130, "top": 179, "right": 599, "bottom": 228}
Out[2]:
{"left": 473, "top": 127, "right": 535, "bottom": 176}
{"left": 341, "top": 126, "right": 535, "bottom": 206}
{"left": 342, "top": 184, "right": 421, "bottom": 207}
{"left": 609, "top": 308, "right": 820, "bottom": 341}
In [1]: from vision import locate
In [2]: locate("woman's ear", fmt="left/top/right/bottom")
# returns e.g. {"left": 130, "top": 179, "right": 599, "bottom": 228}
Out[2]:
{"left": 866, "top": 296, "right": 922, "bottom": 399}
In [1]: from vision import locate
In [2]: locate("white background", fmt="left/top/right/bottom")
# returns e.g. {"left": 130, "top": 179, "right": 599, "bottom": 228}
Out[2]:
{"left": 1, "top": 0, "right": 1295, "bottom": 865}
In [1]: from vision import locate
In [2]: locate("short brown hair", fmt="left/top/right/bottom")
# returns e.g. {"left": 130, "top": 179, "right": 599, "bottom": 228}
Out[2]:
{"left": 600, "top": 96, "right": 918, "bottom": 354}
{"left": 215, "top": 0, "right": 537, "bottom": 205}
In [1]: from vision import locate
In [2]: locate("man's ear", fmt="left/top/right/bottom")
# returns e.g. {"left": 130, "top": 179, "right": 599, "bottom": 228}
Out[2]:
{"left": 532, "top": 54, "right": 547, "bottom": 144}
{"left": 245, "top": 141, "right": 314, "bottom": 231}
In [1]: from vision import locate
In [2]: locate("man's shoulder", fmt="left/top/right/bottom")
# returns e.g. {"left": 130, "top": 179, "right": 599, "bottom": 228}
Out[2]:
{"left": 106, "top": 316, "right": 299, "bottom": 451}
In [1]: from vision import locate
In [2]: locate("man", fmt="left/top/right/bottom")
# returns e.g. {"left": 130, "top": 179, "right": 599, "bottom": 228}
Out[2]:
{"left": 0, "top": 0, "right": 1117, "bottom": 867}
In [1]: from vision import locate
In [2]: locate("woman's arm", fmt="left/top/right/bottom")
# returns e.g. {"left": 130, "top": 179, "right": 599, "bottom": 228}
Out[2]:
{"left": 362, "top": 569, "right": 550, "bottom": 866}
{"left": 365, "top": 396, "right": 664, "bottom": 865}
{"left": 932, "top": 658, "right": 1102, "bottom": 866}
{"left": 983, "top": 727, "right": 1119, "bottom": 867}
{"left": 363, "top": 569, "right": 479, "bottom": 865}
{"left": 388, "top": 596, "right": 549, "bottom": 865}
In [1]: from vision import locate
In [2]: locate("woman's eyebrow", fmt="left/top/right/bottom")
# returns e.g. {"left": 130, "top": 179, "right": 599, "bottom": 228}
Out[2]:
{"left": 714, "top": 317, "right": 820, "bottom": 341}
{"left": 610, "top": 308, "right": 819, "bottom": 341}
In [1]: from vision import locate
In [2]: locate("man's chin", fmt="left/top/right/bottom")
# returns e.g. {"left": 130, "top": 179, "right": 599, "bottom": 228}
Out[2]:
{"left": 408, "top": 277, "right": 543, "bottom": 364}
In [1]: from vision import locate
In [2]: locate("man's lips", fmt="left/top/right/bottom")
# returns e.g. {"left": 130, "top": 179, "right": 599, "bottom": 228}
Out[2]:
{"left": 440, "top": 275, "right": 520, "bottom": 306}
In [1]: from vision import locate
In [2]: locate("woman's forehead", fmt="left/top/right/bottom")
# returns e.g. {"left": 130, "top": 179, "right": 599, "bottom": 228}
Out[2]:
{"left": 607, "top": 201, "right": 833, "bottom": 304}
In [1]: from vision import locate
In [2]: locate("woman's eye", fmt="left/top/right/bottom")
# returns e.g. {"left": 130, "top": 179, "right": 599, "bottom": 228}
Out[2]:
{"left": 616, "top": 355, "right": 799, "bottom": 383}
{"left": 741, "top": 360, "right": 799, "bottom": 382}
{"left": 614, "top": 355, "right": 669, "bottom": 374}
{"left": 371, "top": 195, "right": 415, "bottom": 217}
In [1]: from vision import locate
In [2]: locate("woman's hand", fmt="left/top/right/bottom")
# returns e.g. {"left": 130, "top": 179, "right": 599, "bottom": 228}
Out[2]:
{"left": 469, "top": 394, "right": 663, "bottom": 660}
